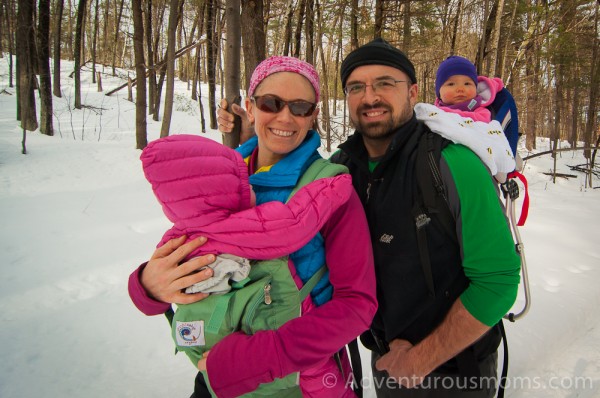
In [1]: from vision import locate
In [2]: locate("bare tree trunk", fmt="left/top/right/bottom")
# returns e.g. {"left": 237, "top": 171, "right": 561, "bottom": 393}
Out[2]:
{"left": 153, "top": 1, "right": 166, "bottom": 64}
{"left": 91, "top": 0, "right": 99, "bottom": 83}
{"left": 160, "top": 0, "right": 181, "bottom": 137}
{"left": 304, "top": 0, "right": 314, "bottom": 64}
{"left": 74, "top": 0, "right": 87, "bottom": 109}
{"left": 525, "top": 6, "right": 540, "bottom": 152}
{"left": 333, "top": 1, "right": 346, "bottom": 111}
{"left": 38, "top": 0, "right": 54, "bottom": 135}
{"left": 192, "top": 48, "right": 199, "bottom": 101}
{"left": 584, "top": 1, "right": 599, "bottom": 167}
{"left": 191, "top": 1, "right": 206, "bottom": 101}
{"left": 132, "top": 0, "right": 147, "bottom": 149}
{"left": 489, "top": 0, "right": 505, "bottom": 76}
{"left": 569, "top": 82, "right": 579, "bottom": 148}
{"left": 401, "top": 0, "right": 411, "bottom": 52}
{"left": 283, "top": 0, "right": 294, "bottom": 56}
{"left": 315, "top": 0, "right": 331, "bottom": 150}
{"left": 223, "top": 0, "right": 241, "bottom": 148}
{"left": 552, "top": 62, "right": 563, "bottom": 184}
{"left": 146, "top": 0, "right": 156, "bottom": 115}
{"left": 241, "top": 0, "right": 265, "bottom": 92}
{"left": 154, "top": 66, "right": 166, "bottom": 120}
{"left": 4, "top": 0, "right": 15, "bottom": 87}
{"left": 498, "top": 0, "right": 518, "bottom": 79}
{"left": 206, "top": 0, "right": 218, "bottom": 129}
{"left": 112, "top": 0, "right": 125, "bottom": 75}
{"left": 350, "top": 0, "right": 358, "bottom": 50}
{"left": 102, "top": 0, "right": 110, "bottom": 64}
{"left": 374, "top": 0, "right": 383, "bottom": 39}
{"left": 16, "top": 0, "right": 38, "bottom": 131}
{"left": 216, "top": 10, "right": 225, "bottom": 100}
{"left": 184, "top": 14, "right": 199, "bottom": 86}
{"left": 0, "top": 1, "right": 3, "bottom": 57}
{"left": 293, "top": 0, "right": 306, "bottom": 57}
{"left": 196, "top": 46, "right": 206, "bottom": 133}
{"left": 67, "top": 0, "right": 74, "bottom": 58}
{"left": 450, "top": 0, "right": 463, "bottom": 55}
{"left": 476, "top": 0, "right": 493, "bottom": 73}
{"left": 177, "top": 4, "right": 185, "bottom": 81}
{"left": 53, "top": 0, "right": 64, "bottom": 97}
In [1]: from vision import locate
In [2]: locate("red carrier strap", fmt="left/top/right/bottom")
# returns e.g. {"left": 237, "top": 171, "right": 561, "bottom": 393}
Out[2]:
{"left": 507, "top": 171, "right": 529, "bottom": 226}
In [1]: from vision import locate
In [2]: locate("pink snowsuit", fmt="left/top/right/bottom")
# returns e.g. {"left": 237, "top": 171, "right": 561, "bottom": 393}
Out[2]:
{"left": 434, "top": 76, "right": 504, "bottom": 122}
{"left": 129, "top": 134, "right": 377, "bottom": 397}
{"left": 140, "top": 134, "right": 353, "bottom": 262}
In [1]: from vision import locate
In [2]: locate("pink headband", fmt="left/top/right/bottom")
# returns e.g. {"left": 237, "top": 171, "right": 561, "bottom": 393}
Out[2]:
{"left": 248, "top": 56, "right": 320, "bottom": 103}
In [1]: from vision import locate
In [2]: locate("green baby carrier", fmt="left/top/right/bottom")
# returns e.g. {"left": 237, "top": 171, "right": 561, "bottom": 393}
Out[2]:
{"left": 166, "top": 158, "right": 348, "bottom": 397}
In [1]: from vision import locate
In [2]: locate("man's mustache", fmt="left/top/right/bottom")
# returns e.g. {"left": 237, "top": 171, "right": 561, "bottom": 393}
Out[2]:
{"left": 357, "top": 103, "right": 392, "bottom": 114}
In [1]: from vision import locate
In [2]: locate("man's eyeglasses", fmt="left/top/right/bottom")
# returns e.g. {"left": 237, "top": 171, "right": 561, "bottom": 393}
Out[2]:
{"left": 251, "top": 95, "right": 317, "bottom": 117}
{"left": 344, "top": 79, "right": 406, "bottom": 96}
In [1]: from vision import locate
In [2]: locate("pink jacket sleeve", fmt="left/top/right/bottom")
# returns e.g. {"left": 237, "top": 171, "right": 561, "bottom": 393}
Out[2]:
{"left": 205, "top": 190, "right": 377, "bottom": 398}
{"left": 182, "top": 174, "right": 354, "bottom": 260}
{"left": 128, "top": 264, "right": 171, "bottom": 315}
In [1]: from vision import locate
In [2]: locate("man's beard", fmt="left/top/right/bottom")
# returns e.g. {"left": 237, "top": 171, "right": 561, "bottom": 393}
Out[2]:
{"left": 350, "top": 98, "right": 413, "bottom": 141}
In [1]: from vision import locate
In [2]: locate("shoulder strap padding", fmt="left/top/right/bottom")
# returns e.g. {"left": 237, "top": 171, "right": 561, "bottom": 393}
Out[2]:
{"left": 415, "top": 131, "right": 456, "bottom": 241}
{"left": 288, "top": 158, "right": 348, "bottom": 200}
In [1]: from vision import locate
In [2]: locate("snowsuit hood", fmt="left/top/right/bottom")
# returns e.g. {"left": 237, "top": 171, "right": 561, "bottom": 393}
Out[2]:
{"left": 141, "top": 134, "right": 354, "bottom": 260}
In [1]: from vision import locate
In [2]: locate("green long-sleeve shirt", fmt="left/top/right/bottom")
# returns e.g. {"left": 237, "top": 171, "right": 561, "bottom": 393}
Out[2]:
{"left": 441, "top": 144, "right": 521, "bottom": 326}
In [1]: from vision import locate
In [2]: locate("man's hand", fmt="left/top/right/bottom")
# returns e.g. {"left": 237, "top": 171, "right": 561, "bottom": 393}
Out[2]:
{"left": 376, "top": 299, "right": 491, "bottom": 388}
{"left": 375, "top": 339, "right": 427, "bottom": 388}
{"left": 140, "top": 236, "right": 215, "bottom": 305}
{"left": 218, "top": 98, "right": 254, "bottom": 144}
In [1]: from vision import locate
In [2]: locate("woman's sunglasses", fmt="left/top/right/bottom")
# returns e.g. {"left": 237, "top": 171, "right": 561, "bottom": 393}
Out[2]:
{"left": 251, "top": 95, "right": 317, "bottom": 117}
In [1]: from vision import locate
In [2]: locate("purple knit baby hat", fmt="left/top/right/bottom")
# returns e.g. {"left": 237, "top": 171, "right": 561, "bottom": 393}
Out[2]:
{"left": 248, "top": 56, "right": 320, "bottom": 103}
{"left": 435, "top": 56, "right": 478, "bottom": 98}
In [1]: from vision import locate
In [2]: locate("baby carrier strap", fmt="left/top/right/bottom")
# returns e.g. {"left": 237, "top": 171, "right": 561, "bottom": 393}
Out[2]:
{"left": 288, "top": 157, "right": 349, "bottom": 199}
{"left": 414, "top": 130, "right": 511, "bottom": 396}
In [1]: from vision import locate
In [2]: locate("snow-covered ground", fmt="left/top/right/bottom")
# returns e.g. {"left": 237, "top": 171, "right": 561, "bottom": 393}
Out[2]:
{"left": 0, "top": 58, "right": 599, "bottom": 397}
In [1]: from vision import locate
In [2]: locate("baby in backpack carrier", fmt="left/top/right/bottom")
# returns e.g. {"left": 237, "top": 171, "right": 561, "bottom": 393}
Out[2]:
{"left": 140, "top": 134, "right": 353, "bottom": 295}
{"left": 434, "top": 55, "right": 505, "bottom": 123}
{"left": 414, "top": 55, "right": 516, "bottom": 182}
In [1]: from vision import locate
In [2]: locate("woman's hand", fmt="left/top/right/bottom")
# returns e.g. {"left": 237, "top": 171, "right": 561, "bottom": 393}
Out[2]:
{"left": 197, "top": 351, "right": 210, "bottom": 371}
{"left": 140, "top": 236, "right": 216, "bottom": 305}
{"left": 218, "top": 99, "right": 254, "bottom": 144}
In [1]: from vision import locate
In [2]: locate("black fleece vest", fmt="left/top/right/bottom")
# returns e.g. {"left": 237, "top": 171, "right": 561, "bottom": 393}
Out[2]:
{"left": 335, "top": 117, "right": 468, "bottom": 345}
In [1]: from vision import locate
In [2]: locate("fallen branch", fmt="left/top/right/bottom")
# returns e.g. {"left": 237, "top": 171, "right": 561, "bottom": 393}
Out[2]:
{"left": 81, "top": 104, "right": 107, "bottom": 114}
{"left": 542, "top": 172, "right": 577, "bottom": 179}
{"left": 567, "top": 164, "right": 600, "bottom": 177}
{"left": 523, "top": 146, "right": 600, "bottom": 160}
{"left": 105, "top": 39, "right": 205, "bottom": 96}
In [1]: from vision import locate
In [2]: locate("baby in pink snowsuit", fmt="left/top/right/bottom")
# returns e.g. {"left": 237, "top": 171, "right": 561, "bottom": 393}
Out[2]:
{"left": 140, "top": 134, "right": 353, "bottom": 295}
{"left": 421, "top": 55, "right": 517, "bottom": 182}
{"left": 434, "top": 55, "right": 505, "bottom": 122}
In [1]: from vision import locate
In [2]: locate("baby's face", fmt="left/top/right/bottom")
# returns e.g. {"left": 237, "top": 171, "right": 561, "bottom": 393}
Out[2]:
{"left": 439, "top": 75, "right": 477, "bottom": 105}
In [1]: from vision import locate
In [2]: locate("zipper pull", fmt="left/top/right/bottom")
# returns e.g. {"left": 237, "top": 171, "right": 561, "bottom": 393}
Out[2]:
{"left": 366, "top": 182, "right": 372, "bottom": 202}
{"left": 264, "top": 284, "right": 272, "bottom": 305}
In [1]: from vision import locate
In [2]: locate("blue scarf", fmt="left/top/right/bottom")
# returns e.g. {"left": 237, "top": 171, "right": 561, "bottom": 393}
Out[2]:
{"left": 236, "top": 131, "right": 333, "bottom": 305}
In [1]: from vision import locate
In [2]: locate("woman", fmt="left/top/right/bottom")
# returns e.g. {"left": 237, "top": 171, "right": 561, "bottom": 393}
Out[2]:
{"left": 129, "top": 56, "right": 377, "bottom": 397}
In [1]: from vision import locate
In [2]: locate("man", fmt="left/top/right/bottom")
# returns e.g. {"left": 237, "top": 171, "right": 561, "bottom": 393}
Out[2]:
{"left": 222, "top": 38, "right": 521, "bottom": 397}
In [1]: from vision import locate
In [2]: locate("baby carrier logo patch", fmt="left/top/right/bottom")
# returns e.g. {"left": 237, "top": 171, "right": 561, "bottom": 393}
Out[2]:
{"left": 175, "top": 321, "right": 205, "bottom": 347}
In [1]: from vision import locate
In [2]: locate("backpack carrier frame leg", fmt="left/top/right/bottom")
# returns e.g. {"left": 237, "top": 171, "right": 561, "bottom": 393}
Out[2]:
{"left": 500, "top": 179, "right": 531, "bottom": 322}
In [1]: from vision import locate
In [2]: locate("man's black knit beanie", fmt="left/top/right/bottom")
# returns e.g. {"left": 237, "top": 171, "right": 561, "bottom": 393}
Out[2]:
{"left": 340, "top": 38, "right": 417, "bottom": 88}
